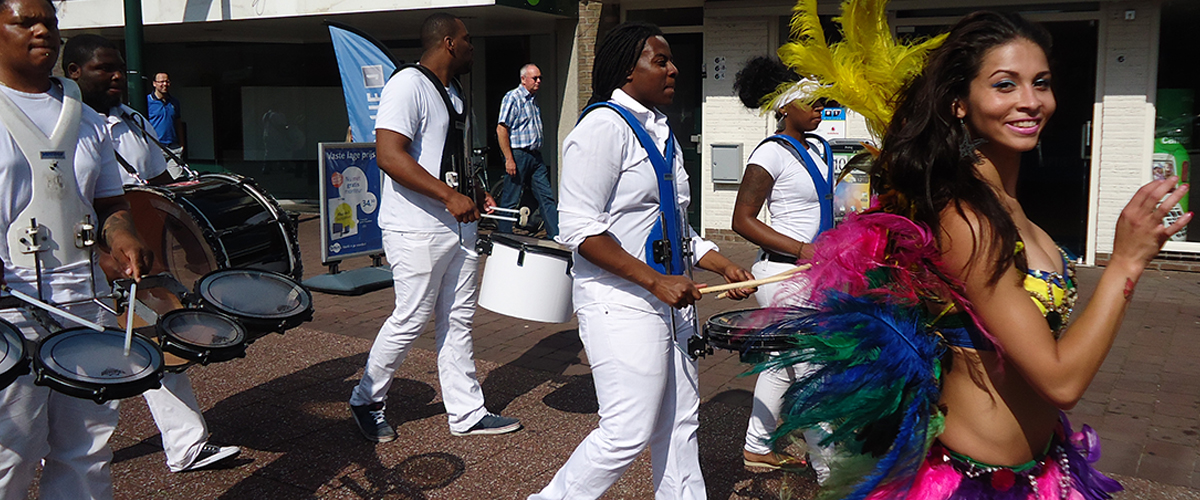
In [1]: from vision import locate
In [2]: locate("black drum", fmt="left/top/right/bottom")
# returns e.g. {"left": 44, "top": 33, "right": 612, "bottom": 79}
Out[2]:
{"left": 195, "top": 269, "right": 313, "bottom": 336}
{"left": 704, "top": 308, "right": 816, "bottom": 353}
{"left": 156, "top": 309, "right": 248, "bottom": 365}
{"left": 33, "top": 328, "right": 164, "bottom": 403}
{"left": 123, "top": 173, "right": 302, "bottom": 288}
{"left": 0, "top": 320, "right": 29, "bottom": 391}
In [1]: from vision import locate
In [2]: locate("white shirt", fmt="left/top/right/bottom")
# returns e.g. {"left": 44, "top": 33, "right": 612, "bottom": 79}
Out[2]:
{"left": 374, "top": 66, "right": 466, "bottom": 232}
{"left": 106, "top": 104, "right": 169, "bottom": 184}
{"left": 746, "top": 138, "right": 830, "bottom": 245}
{"left": 556, "top": 89, "right": 718, "bottom": 314}
{"left": 0, "top": 83, "right": 124, "bottom": 303}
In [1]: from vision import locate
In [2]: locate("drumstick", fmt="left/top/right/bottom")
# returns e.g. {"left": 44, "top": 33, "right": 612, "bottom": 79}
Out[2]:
{"left": 3, "top": 286, "right": 106, "bottom": 332}
{"left": 715, "top": 264, "right": 807, "bottom": 299}
{"left": 703, "top": 264, "right": 812, "bottom": 296}
{"left": 123, "top": 281, "right": 137, "bottom": 356}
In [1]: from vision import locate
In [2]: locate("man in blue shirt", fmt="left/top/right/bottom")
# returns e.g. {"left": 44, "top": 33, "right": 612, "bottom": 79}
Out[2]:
{"left": 147, "top": 72, "right": 185, "bottom": 178}
{"left": 495, "top": 63, "right": 558, "bottom": 238}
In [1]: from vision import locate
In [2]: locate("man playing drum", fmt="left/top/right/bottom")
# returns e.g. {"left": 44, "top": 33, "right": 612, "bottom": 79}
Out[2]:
{"left": 347, "top": 13, "right": 520, "bottom": 442}
{"left": 63, "top": 33, "right": 242, "bottom": 474}
{"left": 0, "top": 0, "right": 154, "bottom": 497}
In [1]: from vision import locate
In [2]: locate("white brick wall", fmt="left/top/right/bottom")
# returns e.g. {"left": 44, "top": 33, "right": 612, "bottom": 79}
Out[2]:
{"left": 1090, "top": 1, "right": 1159, "bottom": 258}
{"left": 700, "top": 18, "right": 776, "bottom": 235}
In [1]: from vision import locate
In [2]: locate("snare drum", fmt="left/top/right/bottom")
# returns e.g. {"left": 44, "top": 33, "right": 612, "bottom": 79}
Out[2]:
{"left": 195, "top": 268, "right": 313, "bottom": 336}
{"left": 478, "top": 233, "right": 573, "bottom": 323}
{"left": 705, "top": 308, "right": 816, "bottom": 353}
{"left": 33, "top": 328, "right": 164, "bottom": 403}
{"left": 0, "top": 320, "right": 29, "bottom": 391}
{"left": 157, "top": 309, "right": 247, "bottom": 365}
{"left": 123, "top": 173, "right": 302, "bottom": 288}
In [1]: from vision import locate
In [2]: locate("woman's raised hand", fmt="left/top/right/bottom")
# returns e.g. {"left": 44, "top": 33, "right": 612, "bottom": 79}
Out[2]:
{"left": 1112, "top": 177, "right": 1191, "bottom": 268}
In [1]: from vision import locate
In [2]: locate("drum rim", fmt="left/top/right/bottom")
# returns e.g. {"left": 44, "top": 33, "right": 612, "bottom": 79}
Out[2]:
{"left": 157, "top": 309, "right": 248, "bottom": 349}
{"left": 0, "top": 320, "right": 24, "bottom": 373}
{"left": 705, "top": 307, "right": 814, "bottom": 351}
{"left": 35, "top": 328, "right": 163, "bottom": 384}
{"left": 197, "top": 268, "right": 314, "bottom": 320}
{"left": 488, "top": 233, "right": 572, "bottom": 259}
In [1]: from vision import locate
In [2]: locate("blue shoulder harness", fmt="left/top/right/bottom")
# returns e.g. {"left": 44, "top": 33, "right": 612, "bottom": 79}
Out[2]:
{"left": 579, "top": 102, "right": 684, "bottom": 275}
{"left": 764, "top": 133, "right": 835, "bottom": 234}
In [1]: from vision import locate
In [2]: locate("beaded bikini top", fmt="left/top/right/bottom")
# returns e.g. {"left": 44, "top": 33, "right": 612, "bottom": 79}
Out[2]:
{"left": 939, "top": 241, "right": 1076, "bottom": 350}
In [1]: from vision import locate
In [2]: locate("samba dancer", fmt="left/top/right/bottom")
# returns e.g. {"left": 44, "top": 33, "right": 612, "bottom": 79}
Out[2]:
{"left": 759, "top": 4, "right": 1179, "bottom": 498}
{"left": 64, "top": 34, "right": 241, "bottom": 474}
{"left": 730, "top": 56, "right": 832, "bottom": 479}
{"left": 0, "top": 0, "right": 153, "bottom": 497}
{"left": 529, "top": 22, "right": 754, "bottom": 500}
{"left": 348, "top": 13, "right": 520, "bottom": 442}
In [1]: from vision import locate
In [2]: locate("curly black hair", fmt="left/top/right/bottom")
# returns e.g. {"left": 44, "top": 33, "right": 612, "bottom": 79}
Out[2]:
{"left": 732, "top": 56, "right": 800, "bottom": 110}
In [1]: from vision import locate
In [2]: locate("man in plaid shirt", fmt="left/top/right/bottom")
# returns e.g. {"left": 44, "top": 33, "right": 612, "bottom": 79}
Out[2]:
{"left": 495, "top": 63, "right": 559, "bottom": 237}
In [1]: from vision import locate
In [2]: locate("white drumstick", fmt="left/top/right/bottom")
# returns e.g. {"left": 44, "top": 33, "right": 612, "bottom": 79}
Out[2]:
{"left": 2, "top": 286, "right": 106, "bottom": 332}
{"left": 123, "top": 281, "right": 137, "bottom": 356}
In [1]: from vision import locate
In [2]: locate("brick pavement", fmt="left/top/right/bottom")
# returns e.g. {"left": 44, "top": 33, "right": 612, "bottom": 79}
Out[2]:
{"left": 97, "top": 213, "right": 1200, "bottom": 499}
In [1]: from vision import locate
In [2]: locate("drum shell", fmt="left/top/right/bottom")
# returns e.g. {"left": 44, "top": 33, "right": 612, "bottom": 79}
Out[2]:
{"left": 478, "top": 235, "right": 573, "bottom": 323}
{"left": 704, "top": 308, "right": 814, "bottom": 354}
{"left": 0, "top": 320, "right": 29, "bottom": 391}
{"left": 33, "top": 329, "right": 164, "bottom": 403}
{"left": 123, "top": 173, "right": 302, "bottom": 287}
{"left": 156, "top": 309, "right": 248, "bottom": 365}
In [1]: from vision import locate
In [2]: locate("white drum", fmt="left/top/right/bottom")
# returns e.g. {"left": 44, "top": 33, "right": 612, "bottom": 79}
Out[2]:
{"left": 478, "top": 234, "right": 573, "bottom": 323}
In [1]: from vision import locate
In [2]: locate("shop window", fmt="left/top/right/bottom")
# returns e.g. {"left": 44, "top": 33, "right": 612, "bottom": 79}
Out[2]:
{"left": 1156, "top": 0, "right": 1200, "bottom": 242}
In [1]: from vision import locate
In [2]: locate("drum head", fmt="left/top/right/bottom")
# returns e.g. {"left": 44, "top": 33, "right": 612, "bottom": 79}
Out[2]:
{"left": 489, "top": 233, "right": 572, "bottom": 259}
{"left": 197, "top": 269, "right": 312, "bottom": 321}
{"left": 0, "top": 321, "right": 28, "bottom": 390}
{"left": 124, "top": 187, "right": 220, "bottom": 287}
{"left": 35, "top": 328, "right": 163, "bottom": 402}
{"left": 705, "top": 308, "right": 816, "bottom": 353}
{"left": 160, "top": 310, "right": 246, "bottom": 349}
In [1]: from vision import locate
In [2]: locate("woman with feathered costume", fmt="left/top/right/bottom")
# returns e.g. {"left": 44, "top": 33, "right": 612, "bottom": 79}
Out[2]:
{"left": 755, "top": 1, "right": 1186, "bottom": 499}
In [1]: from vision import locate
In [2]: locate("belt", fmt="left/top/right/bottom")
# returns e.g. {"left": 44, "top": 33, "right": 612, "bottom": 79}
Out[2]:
{"left": 761, "top": 250, "right": 796, "bottom": 264}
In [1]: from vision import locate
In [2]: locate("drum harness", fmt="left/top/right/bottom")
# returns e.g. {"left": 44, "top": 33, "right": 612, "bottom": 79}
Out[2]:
{"left": 579, "top": 102, "right": 706, "bottom": 359}
{"left": 0, "top": 77, "right": 124, "bottom": 328}
{"left": 114, "top": 107, "right": 198, "bottom": 182}
{"left": 753, "top": 133, "right": 834, "bottom": 263}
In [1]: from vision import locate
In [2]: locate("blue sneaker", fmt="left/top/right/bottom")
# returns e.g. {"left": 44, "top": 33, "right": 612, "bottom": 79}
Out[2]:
{"left": 350, "top": 402, "right": 397, "bottom": 443}
{"left": 450, "top": 413, "right": 521, "bottom": 436}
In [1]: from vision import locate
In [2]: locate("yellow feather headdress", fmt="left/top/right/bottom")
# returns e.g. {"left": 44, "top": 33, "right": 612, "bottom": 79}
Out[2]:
{"left": 765, "top": 0, "right": 947, "bottom": 141}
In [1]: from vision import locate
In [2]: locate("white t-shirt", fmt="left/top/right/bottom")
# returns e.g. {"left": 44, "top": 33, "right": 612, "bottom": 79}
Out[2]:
{"left": 746, "top": 138, "right": 830, "bottom": 245}
{"left": 374, "top": 66, "right": 465, "bottom": 232}
{"left": 556, "top": 89, "right": 718, "bottom": 315}
{"left": 0, "top": 83, "right": 124, "bottom": 303}
{"left": 106, "top": 104, "right": 169, "bottom": 184}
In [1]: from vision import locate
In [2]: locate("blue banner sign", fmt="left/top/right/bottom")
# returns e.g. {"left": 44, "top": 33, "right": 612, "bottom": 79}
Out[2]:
{"left": 319, "top": 142, "right": 383, "bottom": 263}
{"left": 327, "top": 22, "right": 397, "bottom": 143}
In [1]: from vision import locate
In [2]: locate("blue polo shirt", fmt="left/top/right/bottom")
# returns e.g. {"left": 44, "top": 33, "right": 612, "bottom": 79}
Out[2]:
{"left": 146, "top": 93, "right": 181, "bottom": 146}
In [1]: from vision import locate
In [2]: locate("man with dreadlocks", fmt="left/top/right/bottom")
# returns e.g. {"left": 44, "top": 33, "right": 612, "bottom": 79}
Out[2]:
{"left": 529, "top": 21, "right": 755, "bottom": 500}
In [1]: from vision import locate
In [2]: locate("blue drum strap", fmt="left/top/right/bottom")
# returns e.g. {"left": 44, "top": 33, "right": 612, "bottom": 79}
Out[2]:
{"left": 580, "top": 102, "right": 684, "bottom": 275}
{"left": 766, "top": 134, "right": 834, "bottom": 234}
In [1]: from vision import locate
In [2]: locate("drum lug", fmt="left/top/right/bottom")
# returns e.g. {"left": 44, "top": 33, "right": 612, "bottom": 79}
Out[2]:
{"left": 475, "top": 237, "right": 492, "bottom": 256}
{"left": 517, "top": 248, "right": 526, "bottom": 267}
{"left": 687, "top": 334, "right": 711, "bottom": 360}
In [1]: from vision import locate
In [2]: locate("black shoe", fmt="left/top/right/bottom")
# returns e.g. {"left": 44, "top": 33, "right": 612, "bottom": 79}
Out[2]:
{"left": 351, "top": 402, "right": 397, "bottom": 442}
{"left": 450, "top": 413, "right": 522, "bottom": 436}
{"left": 177, "top": 444, "right": 240, "bottom": 472}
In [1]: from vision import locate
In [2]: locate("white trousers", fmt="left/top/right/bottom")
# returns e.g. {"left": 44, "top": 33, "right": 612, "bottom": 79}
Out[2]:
{"left": 0, "top": 304, "right": 119, "bottom": 500}
{"left": 349, "top": 228, "right": 488, "bottom": 433}
{"left": 747, "top": 258, "right": 830, "bottom": 481}
{"left": 142, "top": 372, "right": 208, "bottom": 471}
{"left": 530, "top": 303, "right": 704, "bottom": 500}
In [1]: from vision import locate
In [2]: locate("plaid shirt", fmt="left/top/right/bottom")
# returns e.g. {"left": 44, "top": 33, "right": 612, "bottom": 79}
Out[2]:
{"left": 497, "top": 84, "right": 542, "bottom": 150}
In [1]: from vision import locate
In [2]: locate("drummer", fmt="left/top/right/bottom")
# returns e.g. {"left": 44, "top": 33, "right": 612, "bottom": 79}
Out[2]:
{"left": 64, "top": 34, "right": 242, "bottom": 474}
{"left": 530, "top": 21, "right": 754, "bottom": 499}
{"left": 730, "top": 56, "right": 833, "bottom": 479}
{"left": 0, "top": 0, "right": 153, "bottom": 498}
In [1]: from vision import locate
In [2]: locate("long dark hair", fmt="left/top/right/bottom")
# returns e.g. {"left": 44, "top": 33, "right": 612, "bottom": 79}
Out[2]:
{"left": 588, "top": 21, "right": 664, "bottom": 106}
{"left": 875, "top": 11, "right": 1052, "bottom": 284}
{"left": 733, "top": 56, "right": 799, "bottom": 121}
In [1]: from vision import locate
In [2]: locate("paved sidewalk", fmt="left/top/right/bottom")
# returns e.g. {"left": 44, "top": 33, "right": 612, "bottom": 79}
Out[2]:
{"left": 95, "top": 215, "right": 1200, "bottom": 499}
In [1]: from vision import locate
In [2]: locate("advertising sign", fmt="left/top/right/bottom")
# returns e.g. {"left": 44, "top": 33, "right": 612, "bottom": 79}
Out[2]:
{"left": 319, "top": 142, "right": 382, "bottom": 262}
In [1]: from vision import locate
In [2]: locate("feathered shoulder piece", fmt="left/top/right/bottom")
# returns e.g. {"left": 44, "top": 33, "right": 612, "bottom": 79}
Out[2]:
{"left": 767, "top": 0, "right": 946, "bottom": 140}
{"left": 757, "top": 212, "right": 985, "bottom": 500}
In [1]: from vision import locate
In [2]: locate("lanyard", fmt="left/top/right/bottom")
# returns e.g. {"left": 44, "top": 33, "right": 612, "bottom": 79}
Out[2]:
{"left": 580, "top": 102, "right": 684, "bottom": 275}
{"left": 767, "top": 134, "right": 834, "bottom": 234}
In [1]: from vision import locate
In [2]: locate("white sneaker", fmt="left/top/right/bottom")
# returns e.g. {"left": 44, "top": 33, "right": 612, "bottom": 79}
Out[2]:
{"left": 178, "top": 444, "right": 241, "bottom": 472}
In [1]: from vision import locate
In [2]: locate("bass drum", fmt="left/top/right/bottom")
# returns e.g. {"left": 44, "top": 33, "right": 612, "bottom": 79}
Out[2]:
{"left": 123, "top": 173, "right": 302, "bottom": 288}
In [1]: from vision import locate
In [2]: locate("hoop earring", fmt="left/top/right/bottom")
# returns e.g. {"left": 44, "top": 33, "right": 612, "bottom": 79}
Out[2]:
{"left": 959, "top": 118, "right": 986, "bottom": 163}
